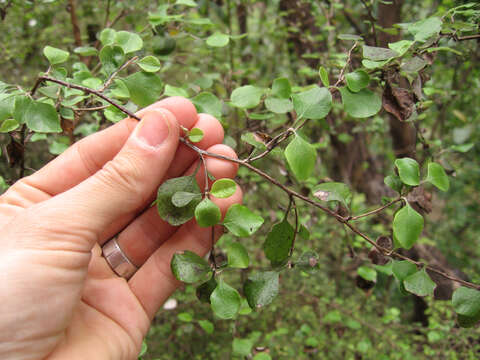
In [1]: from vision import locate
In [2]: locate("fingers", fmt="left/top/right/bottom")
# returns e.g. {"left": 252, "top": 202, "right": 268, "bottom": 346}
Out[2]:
{"left": 129, "top": 185, "right": 243, "bottom": 320}
{"left": 17, "top": 97, "right": 198, "bottom": 197}
{"left": 113, "top": 144, "right": 239, "bottom": 266}
{"left": 26, "top": 109, "right": 179, "bottom": 252}
{"left": 97, "top": 113, "right": 225, "bottom": 243}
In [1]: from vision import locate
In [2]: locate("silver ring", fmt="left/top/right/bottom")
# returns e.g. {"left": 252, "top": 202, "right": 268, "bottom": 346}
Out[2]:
{"left": 101, "top": 237, "right": 138, "bottom": 280}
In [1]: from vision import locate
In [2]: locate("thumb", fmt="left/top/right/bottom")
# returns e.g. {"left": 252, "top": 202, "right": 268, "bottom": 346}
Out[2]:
{"left": 31, "top": 108, "right": 180, "bottom": 250}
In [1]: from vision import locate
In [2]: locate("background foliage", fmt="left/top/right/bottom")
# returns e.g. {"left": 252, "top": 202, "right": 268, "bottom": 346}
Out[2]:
{"left": 1, "top": 0, "right": 480, "bottom": 359}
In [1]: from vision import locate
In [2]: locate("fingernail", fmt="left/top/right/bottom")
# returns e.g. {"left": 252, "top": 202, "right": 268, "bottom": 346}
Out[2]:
{"left": 135, "top": 110, "right": 170, "bottom": 148}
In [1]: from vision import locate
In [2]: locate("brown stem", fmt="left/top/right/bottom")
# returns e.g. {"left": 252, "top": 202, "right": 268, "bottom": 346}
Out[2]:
{"left": 68, "top": 0, "right": 82, "bottom": 47}
{"left": 100, "top": 56, "right": 138, "bottom": 92}
{"left": 349, "top": 198, "right": 402, "bottom": 221}
{"left": 334, "top": 42, "right": 358, "bottom": 87}
{"left": 360, "top": 0, "right": 378, "bottom": 46}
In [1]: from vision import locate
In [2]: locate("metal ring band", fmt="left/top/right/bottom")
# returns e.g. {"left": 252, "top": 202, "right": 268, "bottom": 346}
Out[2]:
{"left": 101, "top": 237, "right": 138, "bottom": 280}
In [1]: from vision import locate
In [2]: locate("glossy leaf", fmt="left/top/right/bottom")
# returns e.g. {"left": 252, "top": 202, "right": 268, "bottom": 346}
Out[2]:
{"left": 195, "top": 198, "right": 221, "bottom": 227}
{"left": 244, "top": 271, "right": 279, "bottom": 309}
{"left": 100, "top": 45, "right": 125, "bottom": 75}
{"left": 313, "top": 182, "right": 352, "bottom": 208}
{"left": 74, "top": 46, "right": 97, "bottom": 56}
{"left": 265, "top": 97, "right": 293, "bottom": 114}
{"left": 452, "top": 287, "right": 480, "bottom": 327}
{"left": 223, "top": 204, "right": 264, "bottom": 237}
{"left": 345, "top": 70, "right": 370, "bottom": 92}
{"left": 395, "top": 157, "right": 420, "bottom": 186}
{"left": 99, "top": 28, "right": 116, "bottom": 45}
{"left": 211, "top": 178, "right": 237, "bottom": 198}
{"left": 393, "top": 204, "right": 424, "bottom": 249}
{"left": 231, "top": 85, "right": 264, "bottom": 109}
{"left": 384, "top": 174, "right": 403, "bottom": 193}
{"left": 263, "top": 219, "right": 294, "bottom": 265}
{"left": 198, "top": 320, "right": 214, "bottom": 334}
{"left": 137, "top": 56, "right": 161, "bottom": 72}
{"left": 404, "top": 269, "right": 436, "bottom": 297}
{"left": 164, "top": 84, "right": 189, "bottom": 98}
{"left": 171, "top": 250, "right": 212, "bottom": 284}
{"left": 227, "top": 242, "right": 249, "bottom": 269}
{"left": 196, "top": 277, "right": 217, "bottom": 303}
{"left": 0, "top": 119, "right": 19, "bottom": 133}
{"left": 426, "top": 162, "right": 450, "bottom": 192}
{"left": 157, "top": 176, "right": 201, "bottom": 226}
{"left": 43, "top": 46, "right": 69, "bottom": 65}
{"left": 362, "top": 45, "right": 398, "bottom": 60}
{"left": 284, "top": 135, "right": 316, "bottom": 181}
{"left": 392, "top": 260, "right": 417, "bottom": 281}
{"left": 210, "top": 280, "right": 241, "bottom": 319}
{"left": 14, "top": 97, "right": 61, "bottom": 133}
{"left": 115, "top": 31, "right": 143, "bottom": 53}
{"left": 291, "top": 85, "right": 332, "bottom": 120}
{"left": 339, "top": 87, "right": 382, "bottom": 118}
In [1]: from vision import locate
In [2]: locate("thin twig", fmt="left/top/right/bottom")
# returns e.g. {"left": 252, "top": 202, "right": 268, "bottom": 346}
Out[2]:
{"left": 349, "top": 198, "right": 402, "bottom": 221}
{"left": 100, "top": 56, "right": 138, "bottom": 92}
{"left": 334, "top": 42, "right": 358, "bottom": 87}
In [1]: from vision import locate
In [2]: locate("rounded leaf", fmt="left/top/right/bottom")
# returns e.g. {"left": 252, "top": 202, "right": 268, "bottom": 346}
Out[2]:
{"left": 404, "top": 269, "right": 436, "bottom": 297}
{"left": 206, "top": 32, "right": 230, "bottom": 47}
{"left": 171, "top": 250, "right": 212, "bottom": 284}
{"left": 187, "top": 128, "right": 204, "bottom": 143}
{"left": 393, "top": 204, "right": 424, "bottom": 249}
{"left": 395, "top": 157, "right": 420, "bottom": 186}
{"left": 284, "top": 135, "right": 317, "bottom": 181}
{"left": 43, "top": 46, "right": 69, "bottom": 65}
{"left": 137, "top": 56, "right": 161, "bottom": 72}
{"left": 195, "top": 198, "right": 221, "bottom": 227}
{"left": 211, "top": 178, "right": 237, "bottom": 198}
{"left": 426, "top": 162, "right": 449, "bottom": 191}
{"left": 263, "top": 219, "right": 294, "bottom": 265}
{"left": 339, "top": 87, "right": 382, "bottom": 118}
{"left": 223, "top": 204, "right": 264, "bottom": 237}
{"left": 231, "top": 85, "right": 264, "bottom": 109}
{"left": 292, "top": 85, "right": 332, "bottom": 120}
{"left": 244, "top": 271, "right": 279, "bottom": 309}
{"left": 227, "top": 242, "right": 249, "bottom": 268}
{"left": 210, "top": 280, "right": 241, "bottom": 319}
{"left": 115, "top": 31, "right": 143, "bottom": 53}
{"left": 345, "top": 70, "right": 370, "bottom": 92}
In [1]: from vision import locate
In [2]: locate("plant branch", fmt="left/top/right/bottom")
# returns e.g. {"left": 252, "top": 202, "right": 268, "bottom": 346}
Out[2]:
{"left": 334, "top": 42, "right": 358, "bottom": 87}
{"left": 100, "top": 56, "right": 138, "bottom": 92}
{"left": 349, "top": 198, "right": 402, "bottom": 221}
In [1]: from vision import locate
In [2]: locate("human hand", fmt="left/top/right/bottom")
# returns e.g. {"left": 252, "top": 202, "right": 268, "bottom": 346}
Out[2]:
{"left": 0, "top": 97, "right": 242, "bottom": 360}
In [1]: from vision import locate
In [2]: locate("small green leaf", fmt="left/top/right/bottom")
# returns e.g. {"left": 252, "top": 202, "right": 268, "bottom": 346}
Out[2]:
{"left": 319, "top": 66, "right": 329, "bottom": 87}
{"left": 339, "top": 87, "right": 382, "bottom": 118}
{"left": 241, "top": 132, "right": 267, "bottom": 149}
{"left": 362, "top": 45, "right": 398, "bottom": 60}
{"left": 157, "top": 176, "right": 201, "bottom": 226}
{"left": 452, "top": 287, "right": 480, "bottom": 328}
{"left": 171, "top": 191, "right": 201, "bottom": 207}
{"left": 313, "top": 182, "right": 351, "bottom": 208}
{"left": 123, "top": 72, "right": 164, "bottom": 107}
{"left": 115, "top": 31, "right": 143, "bottom": 53}
{"left": 74, "top": 46, "right": 97, "bottom": 56}
{"left": 384, "top": 174, "right": 403, "bottom": 193}
{"left": 451, "top": 143, "right": 474, "bottom": 153}
{"left": 206, "top": 32, "right": 230, "bottom": 47}
{"left": 164, "top": 84, "right": 189, "bottom": 98}
{"left": 210, "top": 280, "right": 241, "bottom": 319}
{"left": 99, "top": 45, "right": 125, "bottom": 75}
{"left": 388, "top": 40, "right": 413, "bottom": 56}
{"left": 393, "top": 204, "right": 424, "bottom": 249}
{"left": 43, "top": 46, "right": 70, "bottom": 65}
{"left": 14, "top": 97, "right": 61, "bottom": 133}
{"left": 338, "top": 34, "right": 363, "bottom": 41}
{"left": 191, "top": 92, "right": 222, "bottom": 119}
{"left": 263, "top": 219, "right": 294, "bottom": 265}
{"left": 110, "top": 79, "right": 130, "bottom": 99}
{"left": 198, "top": 319, "right": 214, "bottom": 334}
{"left": 137, "top": 56, "right": 161, "bottom": 72}
{"left": 244, "top": 271, "right": 279, "bottom": 309}
{"left": 0, "top": 119, "right": 19, "bottom": 133}
{"left": 171, "top": 250, "right": 212, "bottom": 283}
{"left": 49, "top": 136, "right": 70, "bottom": 155}
{"left": 284, "top": 134, "right": 317, "bottom": 181}
{"left": 196, "top": 277, "right": 217, "bottom": 303}
{"left": 0, "top": 94, "right": 15, "bottom": 122}
{"left": 345, "top": 70, "right": 370, "bottom": 92}
{"left": 223, "top": 204, "right": 264, "bottom": 237}
{"left": 138, "top": 340, "right": 148, "bottom": 357}
{"left": 404, "top": 269, "right": 436, "bottom": 297}
{"left": 358, "top": 266, "right": 377, "bottom": 282}
{"left": 426, "top": 162, "right": 449, "bottom": 192}
{"left": 195, "top": 198, "right": 221, "bottom": 227}
{"left": 231, "top": 85, "right": 264, "bottom": 109}
{"left": 395, "top": 157, "right": 420, "bottom": 186}
{"left": 227, "top": 242, "right": 249, "bottom": 269}
{"left": 232, "top": 337, "right": 256, "bottom": 357}
{"left": 187, "top": 128, "right": 204, "bottom": 143}
{"left": 271, "top": 77, "right": 291, "bottom": 98}
{"left": 292, "top": 85, "right": 332, "bottom": 120}
{"left": 211, "top": 178, "right": 237, "bottom": 198}
{"left": 264, "top": 97, "right": 293, "bottom": 114}
{"left": 104, "top": 105, "right": 125, "bottom": 123}
{"left": 408, "top": 17, "right": 442, "bottom": 42}
{"left": 99, "top": 28, "right": 116, "bottom": 45}
{"left": 392, "top": 260, "right": 417, "bottom": 281}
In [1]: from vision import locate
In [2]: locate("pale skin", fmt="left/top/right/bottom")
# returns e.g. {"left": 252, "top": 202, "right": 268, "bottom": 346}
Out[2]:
{"left": 0, "top": 97, "right": 242, "bottom": 360}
